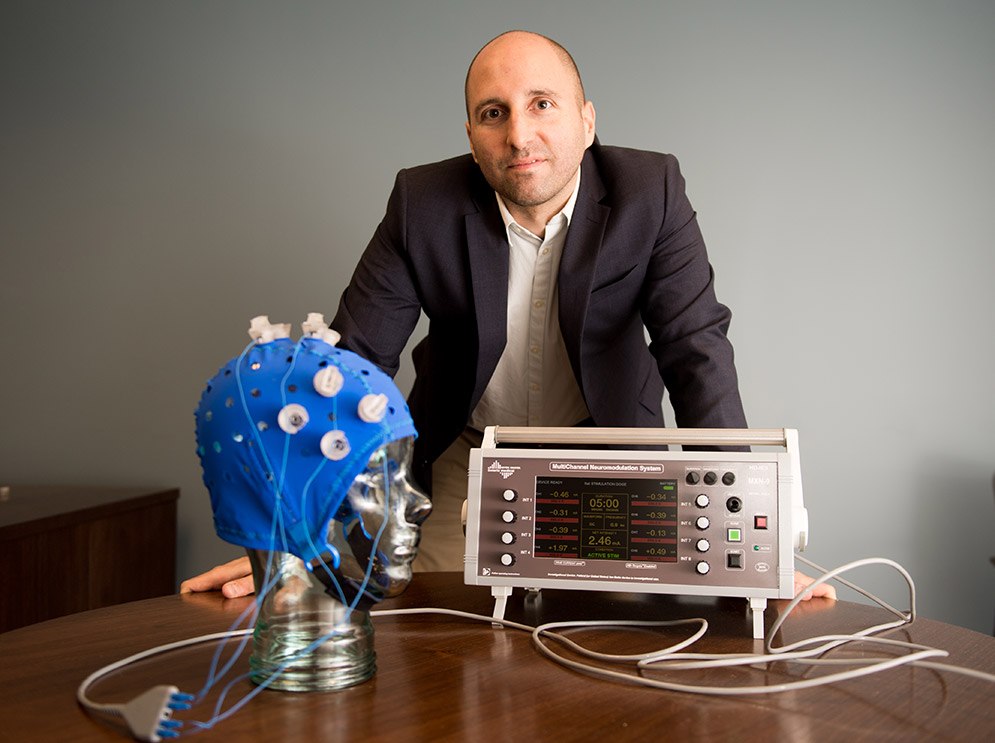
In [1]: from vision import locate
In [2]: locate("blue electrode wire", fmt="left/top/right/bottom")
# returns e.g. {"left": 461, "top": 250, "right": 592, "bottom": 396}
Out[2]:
{"left": 301, "top": 457, "right": 350, "bottom": 605}
{"left": 181, "top": 337, "right": 396, "bottom": 732}
{"left": 294, "top": 356, "right": 393, "bottom": 606}
{"left": 186, "top": 450, "right": 395, "bottom": 733}
{"left": 191, "top": 338, "right": 330, "bottom": 706}
{"left": 190, "top": 338, "right": 299, "bottom": 702}
{"left": 76, "top": 549, "right": 995, "bottom": 743}
{"left": 75, "top": 324, "right": 419, "bottom": 741}
{"left": 196, "top": 501, "right": 392, "bottom": 730}
{"left": 232, "top": 338, "right": 292, "bottom": 552}
{"left": 274, "top": 338, "right": 305, "bottom": 541}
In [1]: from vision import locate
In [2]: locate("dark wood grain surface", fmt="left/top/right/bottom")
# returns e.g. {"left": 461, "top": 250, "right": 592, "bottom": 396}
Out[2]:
{"left": 0, "top": 485, "right": 178, "bottom": 632}
{"left": 2, "top": 573, "right": 992, "bottom": 742}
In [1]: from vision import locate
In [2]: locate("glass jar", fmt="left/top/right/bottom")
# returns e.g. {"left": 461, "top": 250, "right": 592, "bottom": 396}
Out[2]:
{"left": 246, "top": 549, "right": 377, "bottom": 691}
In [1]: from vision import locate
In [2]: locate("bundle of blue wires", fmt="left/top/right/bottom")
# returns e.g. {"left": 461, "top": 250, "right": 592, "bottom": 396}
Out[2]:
{"left": 78, "top": 330, "right": 402, "bottom": 741}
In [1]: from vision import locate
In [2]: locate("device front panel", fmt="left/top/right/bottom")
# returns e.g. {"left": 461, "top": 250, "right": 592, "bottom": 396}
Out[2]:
{"left": 469, "top": 452, "right": 782, "bottom": 592}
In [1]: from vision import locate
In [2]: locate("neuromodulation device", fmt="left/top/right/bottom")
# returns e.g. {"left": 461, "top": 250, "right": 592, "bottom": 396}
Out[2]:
{"left": 464, "top": 427, "right": 809, "bottom": 639}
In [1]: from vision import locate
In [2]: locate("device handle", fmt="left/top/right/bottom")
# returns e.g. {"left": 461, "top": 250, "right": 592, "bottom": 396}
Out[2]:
{"left": 484, "top": 426, "right": 795, "bottom": 450}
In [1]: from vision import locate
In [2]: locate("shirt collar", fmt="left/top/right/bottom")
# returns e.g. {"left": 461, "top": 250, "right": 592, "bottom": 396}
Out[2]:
{"left": 495, "top": 166, "right": 581, "bottom": 241}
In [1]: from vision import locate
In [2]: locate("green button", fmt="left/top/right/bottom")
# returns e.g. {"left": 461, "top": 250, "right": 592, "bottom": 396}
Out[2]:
{"left": 728, "top": 528, "right": 742, "bottom": 542}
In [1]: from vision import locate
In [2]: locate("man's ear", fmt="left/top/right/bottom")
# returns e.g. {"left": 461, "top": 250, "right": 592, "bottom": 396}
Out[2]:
{"left": 583, "top": 101, "right": 596, "bottom": 148}
{"left": 465, "top": 121, "right": 478, "bottom": 162}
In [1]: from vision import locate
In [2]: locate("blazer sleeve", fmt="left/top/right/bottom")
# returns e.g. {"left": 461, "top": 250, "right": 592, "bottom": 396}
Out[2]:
{"left": 639, "top": 155, "right": 748, "bottom": 430}
{"left": 331, "top": 169, "right": 422, "bottom": 378}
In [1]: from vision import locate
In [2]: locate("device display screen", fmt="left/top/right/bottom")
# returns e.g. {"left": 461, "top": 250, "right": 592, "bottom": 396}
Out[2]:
{"left": 533, "top": 477, "right": 678, "bottom": 561}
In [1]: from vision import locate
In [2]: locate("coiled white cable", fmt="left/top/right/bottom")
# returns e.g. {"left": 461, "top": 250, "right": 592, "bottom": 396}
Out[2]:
{"left": 78, "top": 555, "right": 995, "bottom": 741}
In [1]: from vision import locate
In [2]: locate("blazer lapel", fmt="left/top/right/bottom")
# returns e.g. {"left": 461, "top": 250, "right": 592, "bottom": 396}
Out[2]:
{"left": 463, "top": 150, "right": 610, "bottom": 406}
{"left": 465, "top": 195, "right": 510, "bottom": 410}
{"left": 559, "top": 152, "right": 611, "bottom": 383}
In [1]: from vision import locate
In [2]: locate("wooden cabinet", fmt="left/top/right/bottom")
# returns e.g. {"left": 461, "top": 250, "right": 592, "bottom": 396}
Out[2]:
{"left": 0, "top": 485, "right": 178, "bottom": 632}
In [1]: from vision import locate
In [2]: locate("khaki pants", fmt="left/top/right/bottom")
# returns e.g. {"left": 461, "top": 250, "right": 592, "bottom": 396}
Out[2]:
{"left": 412, "top": 427, "right": 483, "bottom": 573}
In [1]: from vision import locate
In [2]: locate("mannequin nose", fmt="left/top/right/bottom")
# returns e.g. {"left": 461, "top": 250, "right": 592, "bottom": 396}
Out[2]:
{"left": 406, "top": 493, "right": 432, "bottom": 526}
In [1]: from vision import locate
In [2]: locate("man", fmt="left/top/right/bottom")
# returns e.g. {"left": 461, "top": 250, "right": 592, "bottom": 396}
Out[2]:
{"left": 183, "top": 31, "right": 835, "bottom": 600}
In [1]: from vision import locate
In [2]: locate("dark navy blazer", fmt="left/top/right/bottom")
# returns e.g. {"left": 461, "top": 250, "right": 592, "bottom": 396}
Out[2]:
{"left": 331, "top": 140, "right": 748, "bottom": 491}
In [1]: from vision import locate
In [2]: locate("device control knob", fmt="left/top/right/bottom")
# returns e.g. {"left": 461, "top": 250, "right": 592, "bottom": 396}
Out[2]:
{"left": 501, "top": 531, "right": 516, "bottom": 545}
{"left": 695, "top": 516, "right": 710, "bottom": 530}
{"left": 501, "top": 510, "right": 516, "bottom": 523}
{"left": 685, "top": 472, "right": 700, "bottom": 485}
{"left": 500, "top": 553, "right": 516, "bottom": 567}
{"left": 722, "top": 472, "right": 736, "bottom": 486}
{"left": 502, "top": 488, "right": 517, "bottom": 502}
{"left": 695, "top": 494, "right": 710, "bottom": 508}
{"left": 695, "top": 560, "right": 710, "bottom": 575}
{"left": 695, "top": 539, "right": 710, "bottom": 553}
{"left": 704, "top": 471, "right": 718, "bottom": 485}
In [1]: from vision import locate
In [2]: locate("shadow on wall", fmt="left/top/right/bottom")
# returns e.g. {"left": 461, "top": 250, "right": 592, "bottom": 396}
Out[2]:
{"left": 909, "top": 461, "right": 995, "bottom": 632}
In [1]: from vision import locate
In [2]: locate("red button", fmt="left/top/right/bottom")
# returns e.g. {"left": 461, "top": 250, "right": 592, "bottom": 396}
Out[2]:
{"left": 754, "top": 515, "right": 768, "bottom": 529}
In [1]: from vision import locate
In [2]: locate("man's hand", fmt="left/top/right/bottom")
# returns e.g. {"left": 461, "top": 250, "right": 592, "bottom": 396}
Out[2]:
{"left": 179, "top": 559, "right": 833, "bottom": 601}
{"left": 794, "top": 570, "right": 836, "bottom": 600}
{"left": 180, "top": 556, "right": 255, "bottom": 598}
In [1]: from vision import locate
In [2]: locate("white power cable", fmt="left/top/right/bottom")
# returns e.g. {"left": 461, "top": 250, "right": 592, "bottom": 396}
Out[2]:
{"left": 77, "top": 556, "right": 995, "bottom": 741}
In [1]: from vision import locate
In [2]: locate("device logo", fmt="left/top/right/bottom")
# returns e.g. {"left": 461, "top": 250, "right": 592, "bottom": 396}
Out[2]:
{"left": 487, "top": 460, "right": 520, "bottom": 479}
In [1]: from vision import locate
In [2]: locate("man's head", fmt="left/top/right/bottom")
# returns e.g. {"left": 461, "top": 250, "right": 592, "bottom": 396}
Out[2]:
{"left": 464, "top": 31, "right": 596, "bottom": 232}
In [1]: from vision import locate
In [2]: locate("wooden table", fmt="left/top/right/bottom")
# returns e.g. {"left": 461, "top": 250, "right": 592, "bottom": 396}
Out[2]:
{"left": 0, "top": 485, "right": 179, "bottom": 632}
{"left": 2, "top": 573, "right": 993, "bottom": 742}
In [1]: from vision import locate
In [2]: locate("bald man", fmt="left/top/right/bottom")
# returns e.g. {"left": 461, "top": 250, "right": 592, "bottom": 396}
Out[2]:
{"left": 183, "top": 31, "right": 835, "bottom": 600}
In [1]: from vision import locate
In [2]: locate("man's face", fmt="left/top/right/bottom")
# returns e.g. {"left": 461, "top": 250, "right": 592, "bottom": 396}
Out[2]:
{"left": 465, "top": 33, "right": 595, "bottom": 225}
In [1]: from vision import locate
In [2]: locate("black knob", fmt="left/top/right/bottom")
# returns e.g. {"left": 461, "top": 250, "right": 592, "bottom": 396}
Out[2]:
{"left": 686, "top": 472, "right": 700, "bottom": 485}
{"left": 704, "top": 471, "right": 718, "bottom": 485}
{"left": 722, "top": 472, "right": 736, "bottom": 486}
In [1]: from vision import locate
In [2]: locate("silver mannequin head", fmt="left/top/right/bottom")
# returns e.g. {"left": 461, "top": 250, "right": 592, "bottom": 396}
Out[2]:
{"left": 247, "top": 435, "right": 431, "bottom": 690}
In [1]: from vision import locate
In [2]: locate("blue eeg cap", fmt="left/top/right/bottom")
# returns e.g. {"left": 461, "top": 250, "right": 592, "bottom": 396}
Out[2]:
{"left": 194, "top": 316, "right": 417, "bottom": 562}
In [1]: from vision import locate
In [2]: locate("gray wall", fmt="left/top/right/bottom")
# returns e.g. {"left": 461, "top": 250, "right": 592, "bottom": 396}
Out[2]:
{"left": 2, "top": 1, "right": 993, "bottom": 633}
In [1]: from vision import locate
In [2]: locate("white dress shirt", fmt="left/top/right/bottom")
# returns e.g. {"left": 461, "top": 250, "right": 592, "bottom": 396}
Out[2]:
{"left": 469, "top": 169, "right": 591, "bottom": 429}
